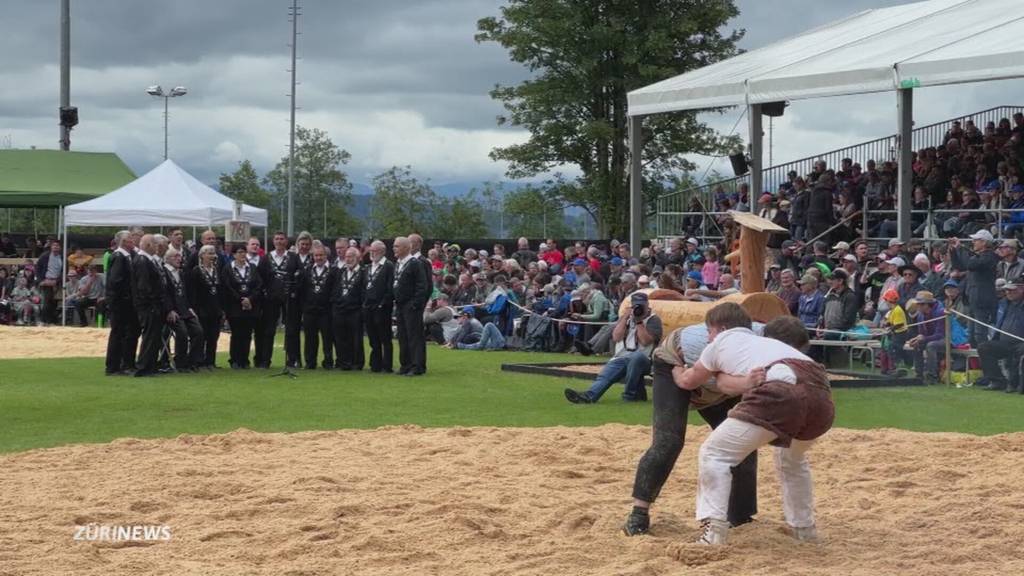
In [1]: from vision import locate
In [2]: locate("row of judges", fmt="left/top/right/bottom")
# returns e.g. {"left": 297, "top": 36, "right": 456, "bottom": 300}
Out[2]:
{"left": 104, "top": 229, "right": 433, "bottom": 377}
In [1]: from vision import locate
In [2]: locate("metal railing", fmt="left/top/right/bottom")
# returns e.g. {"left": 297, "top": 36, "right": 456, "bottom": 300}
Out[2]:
{"left": 656, "top": 105, "right": 1024, "bottom": 240}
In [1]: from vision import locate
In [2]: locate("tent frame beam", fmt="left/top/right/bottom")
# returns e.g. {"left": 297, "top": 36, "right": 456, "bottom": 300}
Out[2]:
{"left": 896, "top": 88, "right": 914, "bottom": 242}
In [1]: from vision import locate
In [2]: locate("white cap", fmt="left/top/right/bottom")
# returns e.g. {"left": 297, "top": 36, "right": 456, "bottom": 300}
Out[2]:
{"left": 638, "top": 275, "right": 650, "bottom": 284}
{"left": 969, "top": 229, "right": 995, "bottom": 242}
{"left": 831, "top": 241, "right": 851, "bottom": 251}
{"left": 539, "top": 243, "right": 549, "bottom": 250}
{"left": 888, "top": 238, "right": 905, "bottom": 247}
{"left": 886, "top": 256, "right": 906, "bottom": 268}
{"left": 686, "top": 237, "right": 699, "bottom": 246}
{"left": 843, "top": 254, "right": 857, "bottom": 262}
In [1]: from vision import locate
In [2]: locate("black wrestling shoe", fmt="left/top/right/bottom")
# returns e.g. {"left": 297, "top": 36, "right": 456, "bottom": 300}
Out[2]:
{"left": 730, "top": 516, "right": 755, "bottom": 528}
{"left": 564, "top": 388, "right": 593, "bottom": 404}
{"left": 622, "top": 509, "right": 649, "bottom": 536}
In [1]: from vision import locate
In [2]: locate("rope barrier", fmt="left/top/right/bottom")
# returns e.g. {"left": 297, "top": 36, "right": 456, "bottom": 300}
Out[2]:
{"left": 505, "top": 298, "right": 619, "bottom": 327}
{"left": 947, "top": 308, "right": 1024, "bottom": 345}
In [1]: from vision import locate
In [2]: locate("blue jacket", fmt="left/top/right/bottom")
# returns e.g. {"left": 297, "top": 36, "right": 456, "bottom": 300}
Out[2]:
{"left": 798, "top": 290, "right": 824, "bottom": 328}
{"left": 995, "top": 300, "right": 1024, "bottom": 341}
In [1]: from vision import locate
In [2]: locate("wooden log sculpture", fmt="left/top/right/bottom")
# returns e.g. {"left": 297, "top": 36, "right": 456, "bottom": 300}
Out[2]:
{"left": 621, "top": 212, "right": 790, "bottom": 333}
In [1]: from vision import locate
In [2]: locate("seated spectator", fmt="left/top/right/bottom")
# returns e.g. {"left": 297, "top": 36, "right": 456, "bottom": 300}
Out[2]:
{"left": 797, "top": 274, "right": 824, "bottom": 328}
{"left": 775, "top": 268, "right": 800, "bottom": 314}
{"left": 67, "top": 245, "right": 94, "bottom": 270}
{"left": 879, "top": 289, "right": 909, "bottom": 375}
{"left": 996, "top": 239, "right": 1024, "bottom": 281}
{"left": 564, "top": 292, "right": 663, "bottom": 403}
{"left": 73, "top": 264, "right": 105, "bottom": 327}
{"left": 446, "top": 306, "right": 484, "bottom": 348}
{"left": 907, "top": 291, "right": 946, "bottom": 385}
{"left": 897, "top": 265, "right": 924, "bottom": 307}
{"left": 977, "top": 276, "right": 1024, "bottom": 393}
{"left": 424, "top": 293, "right": 459, "bottom": 345}
{"left": 11, "top": 276, "right": 41, "bottom": 325}
{"left": 815, "top": 269, "right": 858, "bottom": 353}
{"left": 685, "top": 273, "right": 738, "bottom": 301}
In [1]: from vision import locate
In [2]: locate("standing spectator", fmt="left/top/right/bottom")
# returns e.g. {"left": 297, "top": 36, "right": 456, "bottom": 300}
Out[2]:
{"left": 511, "top": 237, "right": 537, "bottom": 269}
{"left": 977, "top": 277, "right": 1024, "bottom": 392}
{"left": 950, "top": 231, "right": 999, "bottom": 346}
{"left": 996, "top": 239, "right": 1024, "bottom": 281}
{"left": 0, "top": 233, "right": 16, "bottom": 256}
{"left": 789, "top": 178, "right": 809, "bottom": 242}
{"left": 33, "top": 240, "right": 62, "bottom": 324}
{"left": 915, "top": 254, "right": 944, "bottom": 296}
{"left": 806, "top": 171, "right": 835, "bottom": 241}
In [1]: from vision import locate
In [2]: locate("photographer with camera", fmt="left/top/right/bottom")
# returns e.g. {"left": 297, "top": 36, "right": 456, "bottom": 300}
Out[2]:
{"left": 564, "top": 292, "right": 662, "bottom": 404}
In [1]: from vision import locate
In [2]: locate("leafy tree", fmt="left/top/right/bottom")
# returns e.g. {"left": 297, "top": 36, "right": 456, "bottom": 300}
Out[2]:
{"left": 218, "top": 160, "right": 275, "bottom": 228}
{"left": 369, "top": 166, "right": 437, "bottom": 238}
{"left": 264, "top": 126, "right": 358, "bottom": 237}
{"left": 476, "top": 0, "right": 744, "bottom": 238}
{"left": 370, "top": 166, "right": 490, "bottom": 239}
{"left": 499, "top": 183, "right": 570, "bottom": 239}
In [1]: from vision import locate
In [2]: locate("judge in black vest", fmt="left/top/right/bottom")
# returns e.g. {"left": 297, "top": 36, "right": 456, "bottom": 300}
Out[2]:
{"left": 331, "top": 246, "right": 366, "bottom": 370}
{"left": 187, "top": 244, "right": 223, "bottom": 368}
{"left": 105, "top": 230, "right": 139, "bottom": 375}
{"left": 222, "top": 244, "right": 263, "bottom": 369}
{"left": 265, "top": 232, "right": 292, "bottom": 367}
{"left": 247, "top": 236, "right": 277, "bottom": 368}
{"left": 298, "top": 242, "right": 335, "bottom": 369}
{"left": 408, "top": 233, "right": 434, "bottom": 374}
{"left": 283, "top": 231, "right": 314, "bottom": 368}
{"left": 393, "top": 236, "right": 429, "bottom": 376}
{"left": 363, "top": 240, "right": 395, "bottom": 373}
{"left": 132, "top": 234, "right": 166, "bottom": 377}
{"left": 162, "top": 246, "right": 205, "bottom": 371}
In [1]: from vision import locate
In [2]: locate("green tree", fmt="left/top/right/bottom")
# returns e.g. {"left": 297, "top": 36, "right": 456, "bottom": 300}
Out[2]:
{"left": 499, "top": 183, "right": 570, "bottom": 239}
{"left": 218, "top": 160, "right": 275, "bottom": 229}
{"left": 264, "top": 126, "right": 358, "bottom": 237}
{"left": 476, "top": 0, "right": 744, "bottom": 238}
{"left": 369, "top": 166, "right": 436, "bottom": 238}
{"left": 431, "top": 192, "right": 489, "bottom": 239}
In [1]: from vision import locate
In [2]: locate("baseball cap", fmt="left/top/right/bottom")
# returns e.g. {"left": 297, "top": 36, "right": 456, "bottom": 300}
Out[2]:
{"left": 969, "top": 229, "right": 995, "bottom": 242}
{"left": 461, "top": 306, "right": 475, "bottom": 316}
{"left": 886, "top": 256, "right": 906, "bottom": 268}
{"left": 943, "top": 279, "right": 960, "bottom": 289}
{"left": 539, "top": 242, "right": 549, "bottom": 250}
{"left": 1000, "top": 239, "right": 1020, "bottom": 249}
{"left": 572, "top": 258, "right": 587, "bottom": 266}
{"left": 882, "top": 288, "right": 899, "bottom": 303}
{"left": 796, "top": 274, "right": 817, "bottom": 285}
{"left": 782, "top": 240, "right": 796, "bottom": 250}
{"left": 687, "top": 270, "right": 704, "bottom": 283}
{"left": 888, "top": 238, "right": 905, "bottom": 248}
{"left": 831, "top": 241, "right": 850, "bottom": 251}
{"left": 630, "top": 292, "right": 649, "bottom": 305}
{"left": 610, "top": 256, "right": 624, "bottom": 266}
{"left": 843, "top": 254, "right": 857, "bottom": 263}
{"left": 686, "top": 237, "right": 700, "bottom": 246}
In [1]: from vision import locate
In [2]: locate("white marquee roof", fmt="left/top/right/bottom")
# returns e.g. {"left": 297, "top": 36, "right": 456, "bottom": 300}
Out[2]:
{"left": 628, "top": 0, "right": 1024, "bottom": 116}
{"left": 64, "top": 159, "right": 268, "bottom": 227}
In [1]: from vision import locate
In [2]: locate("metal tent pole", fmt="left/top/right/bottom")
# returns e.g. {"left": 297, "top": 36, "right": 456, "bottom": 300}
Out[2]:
{"left": 627, "top": 115, "right": 644, "bottom": 254}
{"left": 896, "top": 89, "right": 914, "bottom": 242}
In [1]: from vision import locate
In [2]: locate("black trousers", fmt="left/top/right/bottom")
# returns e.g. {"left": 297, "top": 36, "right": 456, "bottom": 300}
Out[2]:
{"left": 284, "top": 297, "right": 302, "bottom": 367}
{"left": 105, "top": 302, "right": 138, "bottom": 374}
{"left": 255, "top": 299, "right": 283, "bottom": 368}
{"left": 332, "top": 308, "right": 365, "bottom": 370}
{"left": 979, "top": 339, "right": 1024, "bottom": 387}
{"left": 631, "top": 359, "right": 758, "bottom": 524}
{"left": 75, "top": 297, "right": 102, "bottom": 327}
{"left": 135, "top": 307, "right": 164, "bottom": 375}
{"left": 227, "top": 315, "right": 256, "bottom": 368}
{"left": 365, "top": 304, "right": 393, "bottom": 372}
{"left": 396, "top": 302, "right": 425, "bottom": 374}
{"left": 197, "top": 312, "right": 221, "bottom": 367}
{"left": 303, "top": 309, "right": 333, "bottom": 369}
{"left": 169, "top": 315, "right": 205, "bottom": 369}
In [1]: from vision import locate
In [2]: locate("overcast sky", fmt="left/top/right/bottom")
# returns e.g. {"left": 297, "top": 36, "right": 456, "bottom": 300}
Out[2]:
{"left": 1, "top": 0, "right": 1022, "bottom": 188}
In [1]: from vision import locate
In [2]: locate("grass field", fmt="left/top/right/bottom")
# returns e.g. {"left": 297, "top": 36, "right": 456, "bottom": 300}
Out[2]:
{"left": 2, "top": 345, "right": 1023, "bottom": 454}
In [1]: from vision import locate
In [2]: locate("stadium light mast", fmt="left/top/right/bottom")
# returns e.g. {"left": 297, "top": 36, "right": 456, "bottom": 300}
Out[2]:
{"left": 59, "top": 0, "right": 77, "bottom": 151}
{"left": 145, "top": 85, "right": 188, "bottom": 160}
{"left": 286, "top": 0, "right": 301, "bottom": 237}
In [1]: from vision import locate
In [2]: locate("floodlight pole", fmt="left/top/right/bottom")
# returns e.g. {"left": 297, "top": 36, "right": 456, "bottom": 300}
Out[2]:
{"left": 163, "top": 97, "right": 169, "bottom": 160}
{"left": 286, "top": 0, "right": 301, "bottom": 237}
{"left": 59, "top": 0, "right": 70, "bottom": 151}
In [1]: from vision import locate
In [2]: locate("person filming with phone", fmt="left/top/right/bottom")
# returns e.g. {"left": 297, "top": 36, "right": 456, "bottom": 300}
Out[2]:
{"left": 564, "top": 292, "right": 663, "bottom": 404}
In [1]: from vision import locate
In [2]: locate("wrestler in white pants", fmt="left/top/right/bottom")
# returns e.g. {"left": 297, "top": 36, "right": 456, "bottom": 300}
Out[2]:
{"left": 697, "top": 418, "right": 817, "bottom": 528}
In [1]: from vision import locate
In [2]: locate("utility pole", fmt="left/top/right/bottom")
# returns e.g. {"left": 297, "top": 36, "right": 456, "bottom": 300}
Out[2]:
{"left": 286, "top": 0, "right": 301, "bottom": 237}
{"left": 59, "top": 0, "right": 71, "bottom": 150}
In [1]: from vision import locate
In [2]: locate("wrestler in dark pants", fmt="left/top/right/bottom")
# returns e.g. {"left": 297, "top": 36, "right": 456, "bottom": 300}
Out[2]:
{"left": 630, "top": 359, "right": 758, "bottom": 526}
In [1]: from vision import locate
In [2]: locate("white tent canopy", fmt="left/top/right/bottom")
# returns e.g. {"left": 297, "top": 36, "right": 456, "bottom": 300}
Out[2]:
{"left": 64, "top": 159, "right": 268, "bottom": 227}
{"left": 627, "top": 0, "right": 1024, "bottom": 116}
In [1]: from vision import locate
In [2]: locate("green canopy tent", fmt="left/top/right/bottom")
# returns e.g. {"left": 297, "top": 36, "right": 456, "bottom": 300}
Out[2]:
{"left": 0, "top": 149, "right": 136, "bottom": 235}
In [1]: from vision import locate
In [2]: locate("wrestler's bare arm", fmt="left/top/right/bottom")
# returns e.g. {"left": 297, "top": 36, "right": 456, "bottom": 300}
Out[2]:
{"left": 675, "top": 362, "right": 712, "bottom": 390}
{"left": 712, "top": 368, "right": 767, "bottom": 395}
